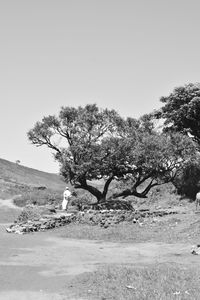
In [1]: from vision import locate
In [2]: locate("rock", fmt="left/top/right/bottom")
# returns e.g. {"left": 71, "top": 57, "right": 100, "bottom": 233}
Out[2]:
{"left": 191, "top": 245, "right": 200, "bottom": 255}
{"left": 15, "top": 230, "right": 24, "bottom": 235}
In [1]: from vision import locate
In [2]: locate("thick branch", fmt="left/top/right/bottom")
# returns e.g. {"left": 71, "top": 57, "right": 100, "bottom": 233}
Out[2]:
{"left": 140, "top": 179, "right": 158, "bottom": 196}
{"left": 73, "top": 178, "right": 104, "bottom": 202}
{"left": 32, "top": 138, "right": 62, "bottom": 154}
{"left": 113, "top": 175, "right": 158, "bottom": 199}
{"left": 113, "top": 188, "right": 148, "bottom": 199}
{"left": 103, "top": 176, "right": 114, "bottom": 198}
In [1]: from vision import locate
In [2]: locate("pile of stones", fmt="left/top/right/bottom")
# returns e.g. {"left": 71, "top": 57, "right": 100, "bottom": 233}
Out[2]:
{"left": 6, "top": 212, "right": 76, "bottom": 234}
{"left": 75, "top": 208, "right": 178, "bottom": 228}
{"left": 6, "top": 206, "right": 179, "bottom": 234}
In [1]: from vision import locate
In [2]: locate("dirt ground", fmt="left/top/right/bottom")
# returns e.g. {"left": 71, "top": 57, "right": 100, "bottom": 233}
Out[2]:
{"left": 1, "top": 199, "right": 200, "bottom": 300}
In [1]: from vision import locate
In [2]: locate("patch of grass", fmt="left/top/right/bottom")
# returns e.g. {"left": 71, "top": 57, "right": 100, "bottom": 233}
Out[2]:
{"left": 59, "top": 223, "right": 143, "bottom": 242}
{"left": 0, "top": 182, "right": 30, "bottom": 199}
{"left": 13, "top": 189, "right": 62, "bottom": 207}
{"left": 66, "top": 263, "right": 200, "bottom": 300}
{"left": 57, "top": 210, "right": 200, "bottom": 244}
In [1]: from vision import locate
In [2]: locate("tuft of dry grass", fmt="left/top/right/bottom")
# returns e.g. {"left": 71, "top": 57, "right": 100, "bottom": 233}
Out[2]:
{"left": 66, "top": 263, "right": 200, "bottom": 300}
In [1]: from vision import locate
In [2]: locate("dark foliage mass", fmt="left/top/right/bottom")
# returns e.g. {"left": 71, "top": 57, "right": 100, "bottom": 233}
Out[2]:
{"left": 173, "top": 157, "right": 200, "bottom": 199}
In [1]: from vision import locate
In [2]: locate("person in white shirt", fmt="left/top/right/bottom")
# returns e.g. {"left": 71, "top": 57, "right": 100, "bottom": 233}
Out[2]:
{"left": 196, "top": 191, "right": 200, "bottom": 210}
{"left": 62, "top": 187, "right": 72, "bottom": 210}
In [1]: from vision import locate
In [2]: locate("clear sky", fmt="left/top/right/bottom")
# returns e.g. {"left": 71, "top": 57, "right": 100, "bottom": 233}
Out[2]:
{"left": 1, "top": 0, "right": 200, "bottom": 173}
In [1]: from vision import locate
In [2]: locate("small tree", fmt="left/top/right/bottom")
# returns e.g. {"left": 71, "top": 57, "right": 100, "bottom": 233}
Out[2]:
{"left": 28, "top": 104, "right": 195, "bottom": 203}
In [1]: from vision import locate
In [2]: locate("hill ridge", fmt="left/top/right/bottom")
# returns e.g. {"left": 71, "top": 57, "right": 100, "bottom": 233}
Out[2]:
{"left": 0, "top": 157, "right": 65, "bottom": 190}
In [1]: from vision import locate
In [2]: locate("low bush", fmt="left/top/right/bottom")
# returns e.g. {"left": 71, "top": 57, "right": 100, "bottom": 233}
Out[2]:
{"left": 16, "top": 206, "right": 44, "bottom": 222}
{"left": 173, "top": 158, "right": 200, "bottom": 199}
{"left": 70, "top": 191, "right": 95, "bottom": 210}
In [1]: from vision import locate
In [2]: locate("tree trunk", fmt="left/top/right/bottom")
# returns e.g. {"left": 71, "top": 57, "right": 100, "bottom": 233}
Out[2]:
{"left": 74, "top": 181, "right": 105, "bottom": 203}
{"left": 96, "top": 195, "right": 106, "bottom": 203}
{"left": 73, "top": 176, "right": 114, "bottom": 203}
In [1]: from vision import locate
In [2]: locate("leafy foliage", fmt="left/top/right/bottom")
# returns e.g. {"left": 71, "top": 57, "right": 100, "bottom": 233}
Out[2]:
{"left": 112, "top": 132, "right": 195, "bottom": 199}
{"left": 28, "top": 104, "right": 195, "bottom": 203}
{"left": 173, "top": 156, "right": 200, "bottom": 199}
{"left": 155, "top": 83, "right": 200, "bottom": 144}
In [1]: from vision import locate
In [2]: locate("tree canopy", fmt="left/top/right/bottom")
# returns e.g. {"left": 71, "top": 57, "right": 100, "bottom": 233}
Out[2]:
{"left": 155, "top": 83, "right": 200, "bottom": 145}
{"left": 28, "top": 104, "right": 195, "bottom": 203}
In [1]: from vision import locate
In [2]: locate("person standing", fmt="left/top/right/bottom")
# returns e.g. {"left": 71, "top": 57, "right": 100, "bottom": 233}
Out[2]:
{"left": 62, "top": 187, "right": 72, "bottom": 210}
{"left": 196, "top": 191, "right": 200, "bottom": 210}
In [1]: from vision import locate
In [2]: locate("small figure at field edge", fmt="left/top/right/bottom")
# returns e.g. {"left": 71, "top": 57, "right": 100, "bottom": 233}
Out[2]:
{"left": 195, "top": 192, "right": 200, "bottom": 210}
{"left": 62, "top": 186, "right": 72, "bottom": 211}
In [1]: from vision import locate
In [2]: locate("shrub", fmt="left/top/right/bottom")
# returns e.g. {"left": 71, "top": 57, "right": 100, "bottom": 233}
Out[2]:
{"left": 70, "top": 191, "right": 96, "bottom": 210}
{"left": 16, "top": 206, "right": 43, "bottom": 222}
{"left": 173, "top": 158, "right": 200, "bottom": 199}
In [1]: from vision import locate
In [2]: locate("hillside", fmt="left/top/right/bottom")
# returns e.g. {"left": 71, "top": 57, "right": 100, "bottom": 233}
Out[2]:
{"left": 0, "top": 158, "right": 66, "bottom": 192}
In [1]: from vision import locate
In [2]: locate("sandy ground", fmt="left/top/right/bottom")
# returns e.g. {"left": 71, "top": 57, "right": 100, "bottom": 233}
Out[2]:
{"left": 0, "top": 201, "right": 200, "bottom": 300}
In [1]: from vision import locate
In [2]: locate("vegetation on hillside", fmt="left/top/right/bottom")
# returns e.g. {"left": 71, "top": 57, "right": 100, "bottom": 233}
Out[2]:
{"left": 0, "top": 158, "right": 66, "bottom": 205}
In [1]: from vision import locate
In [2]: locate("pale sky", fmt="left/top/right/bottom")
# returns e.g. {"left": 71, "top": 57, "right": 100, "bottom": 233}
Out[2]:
{"left": 1, "top": 0, "right": 200, "bottom": 173}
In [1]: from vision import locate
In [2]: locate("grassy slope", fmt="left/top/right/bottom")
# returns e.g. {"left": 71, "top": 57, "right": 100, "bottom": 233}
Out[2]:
{"left": 0, "top": 158, "right": 65, "bottom": 189}
{"left": 0, "top": 158, "right": 66, "bottom": 201}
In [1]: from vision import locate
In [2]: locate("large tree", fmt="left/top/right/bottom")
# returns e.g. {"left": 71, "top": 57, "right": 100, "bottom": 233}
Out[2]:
{"left": 28, "top": 104, "right": 195, "bottom": 203}
{"left": 155, "top": 83, "right": 200, "bottom": 145}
